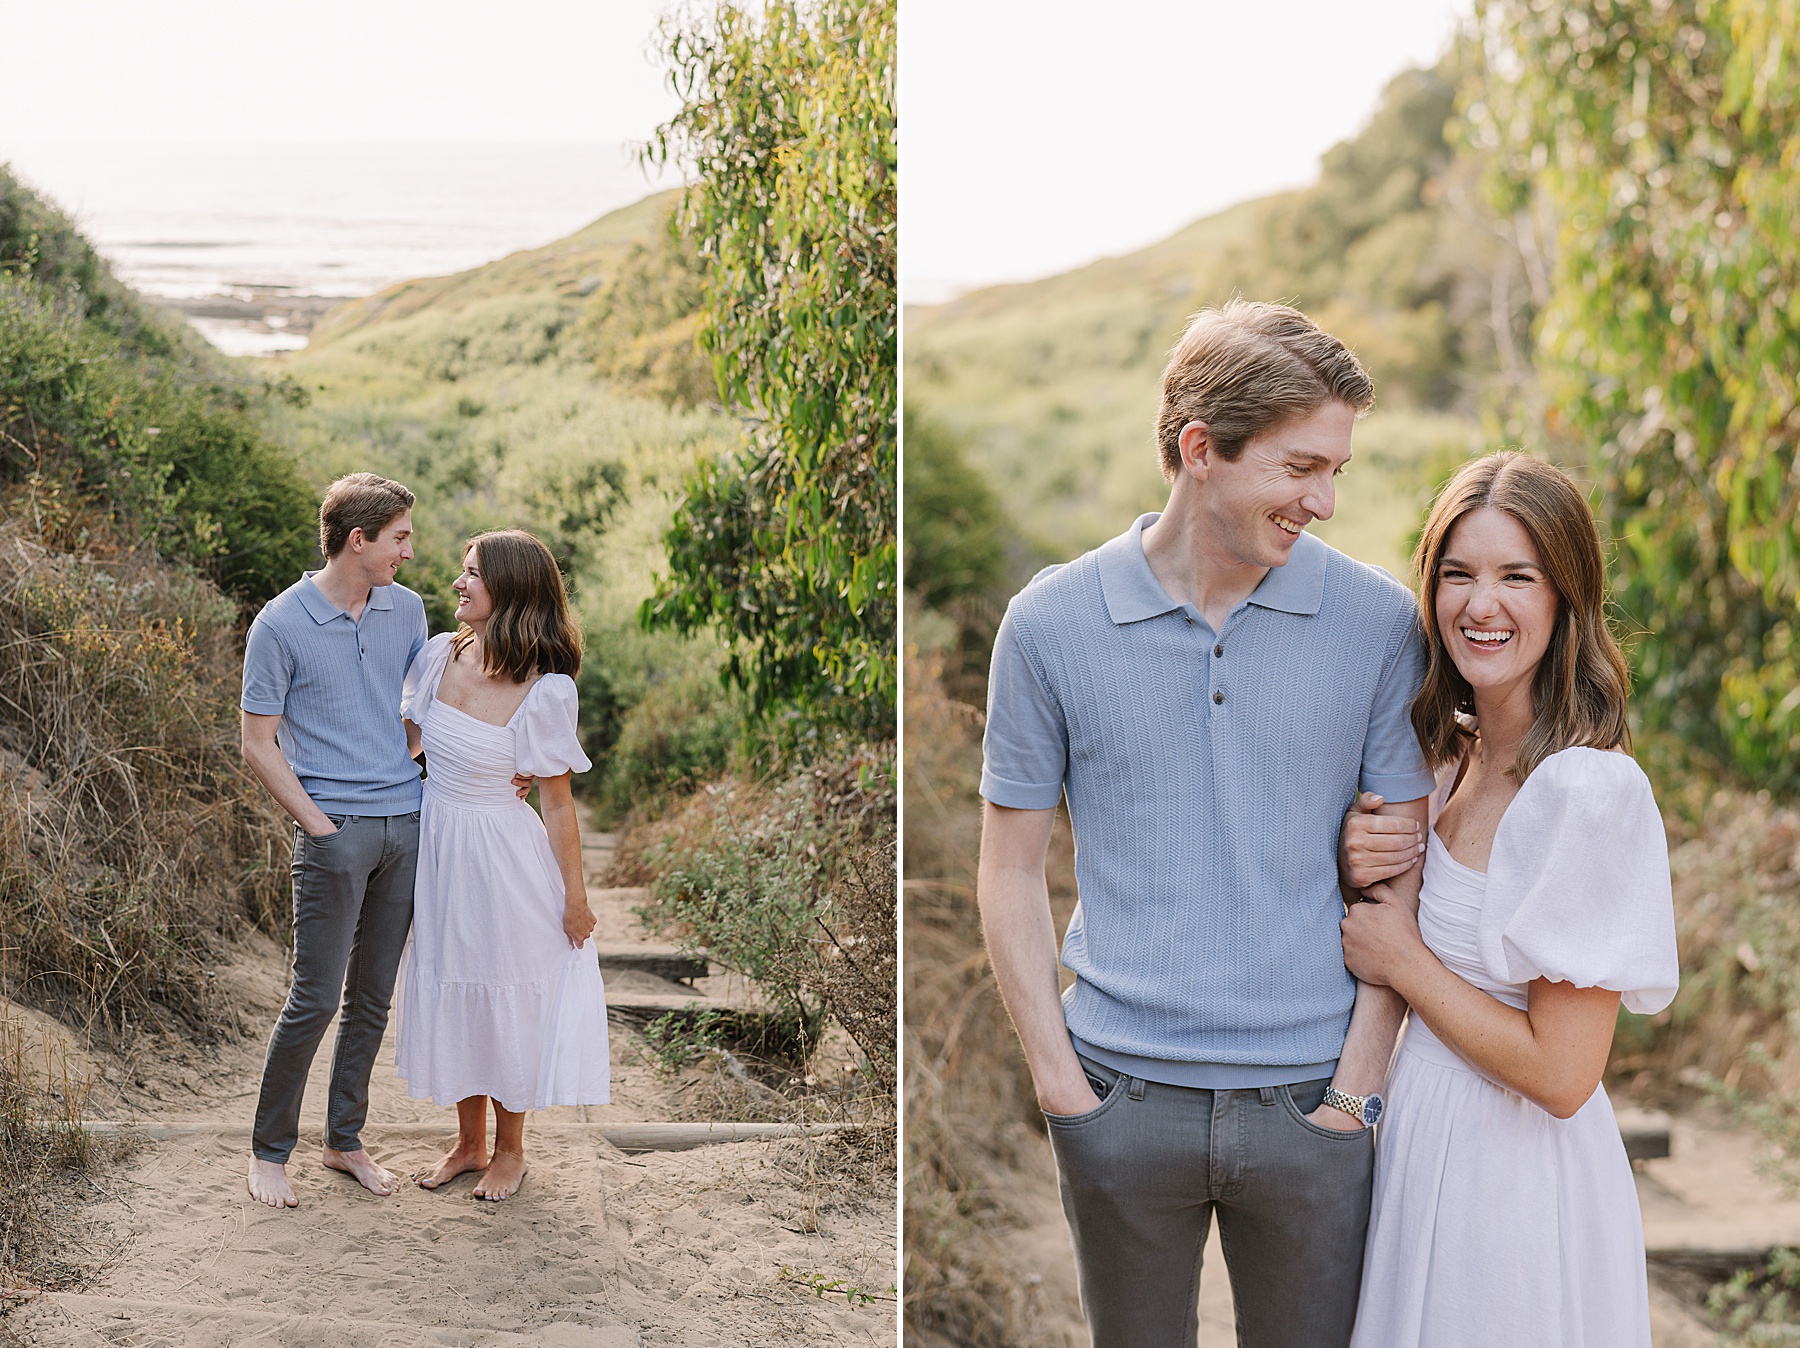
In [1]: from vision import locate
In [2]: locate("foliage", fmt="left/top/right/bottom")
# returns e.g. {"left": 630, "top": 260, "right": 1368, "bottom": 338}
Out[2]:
{"left": 0, "top": 528, "right": 290, "bottom": 1040}
{"left": 0, "top": 169, "right": 316, "bottom": 607}
{"left": 637, "top": 750, "right": 896, "bottom": 1097}
{"left": 1467, "top": 0, "right": 1800, "bottom": 789}
{"left": 642, "top": 0, "right": 897, "bottom": 738}
{"left": 595, "top": 669, "right": 741, "bottom": 823}
{"left": 1707, "top": 1246, "right": 1800, "bottom": 1341}
{"left": 584, "top": 217, "right": 715, "bottom": 410}
{"left": 902, "top": 408, "right": 1010, "bottom": 611}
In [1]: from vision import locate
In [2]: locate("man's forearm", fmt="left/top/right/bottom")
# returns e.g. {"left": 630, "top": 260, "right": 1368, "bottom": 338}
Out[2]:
{"left": 979, "top": 864, "right": 1090, "bottom": 1106}
{"left": 242, "top": 734, "right": 332, "bottom": 835}
{"left": 1331, "top": 982, "right": 1407, "bottom": 1096}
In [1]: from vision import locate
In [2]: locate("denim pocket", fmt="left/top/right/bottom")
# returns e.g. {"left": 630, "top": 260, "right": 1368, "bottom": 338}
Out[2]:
{"left": 1277, "top": 1084, "right": 1371, "bottom": 1142}
{"left": 1044, "top": 1060, "right": 1127, "bottom": 1128}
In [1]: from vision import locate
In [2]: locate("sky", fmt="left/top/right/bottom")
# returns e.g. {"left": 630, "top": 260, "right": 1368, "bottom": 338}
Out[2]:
{"left": 0, "top": 0, "right": 681, "bottom": 144}
{"left": 903, "top": 0, "right": 1471, "bottom": 302}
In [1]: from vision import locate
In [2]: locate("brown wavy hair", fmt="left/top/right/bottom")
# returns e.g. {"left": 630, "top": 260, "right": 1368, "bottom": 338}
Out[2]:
{"left": 450, "top": 531, "right": 582, "bottom": 683}
{"left": 1410, "top": 452, "right": 1630, "bottom": 780}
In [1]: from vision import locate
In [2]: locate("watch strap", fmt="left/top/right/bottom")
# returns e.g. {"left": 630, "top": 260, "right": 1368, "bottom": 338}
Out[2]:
{"left": 1322, "top": 1085, "right": 1370, "bottom": 1122}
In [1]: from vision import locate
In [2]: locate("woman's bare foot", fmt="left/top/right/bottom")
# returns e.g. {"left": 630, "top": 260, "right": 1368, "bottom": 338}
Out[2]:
{"left": 471, "top": 1149, "right": 528, "bottom": 1201}
{"left": 416, "top": 1141, "right": 489, "bottom": 1190}
{"left": 321, "top": 1146, "right": 399, "bottom": 1196}
{"left": 246, "top": 1156, "right": 298, "bottom": 1208}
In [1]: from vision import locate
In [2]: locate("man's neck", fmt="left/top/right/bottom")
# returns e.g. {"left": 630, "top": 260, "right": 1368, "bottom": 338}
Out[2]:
{"left": 1140, "top": 495, "right": 1269, "bottom": 633}
{"left": 312, "top": 557, "right": 374, "bottom": 622}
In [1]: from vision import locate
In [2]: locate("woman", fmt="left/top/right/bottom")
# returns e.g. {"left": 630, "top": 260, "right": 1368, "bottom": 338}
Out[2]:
{"left": 1338, "top": 452, "right": 1679, "bottom": 1345}
{"left": 395, "top": 529, "right": 609, "bottom": 1201}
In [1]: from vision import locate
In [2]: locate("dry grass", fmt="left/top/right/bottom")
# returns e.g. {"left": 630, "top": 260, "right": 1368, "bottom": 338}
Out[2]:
{"left": 903, "top": 608, "right": 1081, "bottom": 1347}
{"left": 0, "top": 522, "right": 290, "bottom": 1042}
{"left": 0, "top": 1012, "right": 116, "bottom": 1298}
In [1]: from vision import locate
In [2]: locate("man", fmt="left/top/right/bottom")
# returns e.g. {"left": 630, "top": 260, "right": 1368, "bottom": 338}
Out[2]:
{"left": 978, "top": 300, "right": 1435, "bottom": 1346}
{"left": 241, "top": 473, "right": 428, "bottom": 1209}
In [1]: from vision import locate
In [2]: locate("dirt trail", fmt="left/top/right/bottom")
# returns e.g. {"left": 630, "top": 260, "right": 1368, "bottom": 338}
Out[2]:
{"left": 9, "top": 824, "right": 894, "bottom": 1348}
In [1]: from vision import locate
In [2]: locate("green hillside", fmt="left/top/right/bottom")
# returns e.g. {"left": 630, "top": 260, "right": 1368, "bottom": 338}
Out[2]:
{"left": 261, "top": 191, "right": 735, "bottom": 775}
{"left": 905, "top": 63, "right": 1507, "bottom": 577}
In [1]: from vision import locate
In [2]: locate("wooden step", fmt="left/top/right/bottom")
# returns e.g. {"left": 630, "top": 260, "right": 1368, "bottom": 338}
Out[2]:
{"left": 1616, "top": 1106, "right": 1672, "bottom": 1163}
{"left": 605, "top": 990, "right": 758, "bottom": 1018}
{"left": 593, "top": 942, "right": 709, "bottom": 983}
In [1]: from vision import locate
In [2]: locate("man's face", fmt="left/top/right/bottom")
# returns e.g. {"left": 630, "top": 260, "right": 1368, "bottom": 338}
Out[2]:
{"left": 1198, "top": 402, "right": 1354, "bottom": 570}
{"left": 354, "top": 509, "right": 415, "bottom": 585}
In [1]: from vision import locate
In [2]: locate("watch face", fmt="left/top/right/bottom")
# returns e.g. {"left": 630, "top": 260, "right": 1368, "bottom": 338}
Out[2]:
{"left": 1362, "top": 1094, "right": 1384, "bottom": 1127}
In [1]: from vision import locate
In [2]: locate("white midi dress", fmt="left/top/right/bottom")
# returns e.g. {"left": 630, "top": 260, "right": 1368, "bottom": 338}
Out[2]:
{"left": 1351, "top": 747, "right": 1680, "bottom": 1348}
{"left": 393, "top": 633, "right": 611, "bottom": 1112}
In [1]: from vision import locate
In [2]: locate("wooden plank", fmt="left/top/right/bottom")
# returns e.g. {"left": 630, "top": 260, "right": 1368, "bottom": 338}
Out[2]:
{"left": 1646, "top": 1246, "right": 1774, "bottom": 1282}
{"left": 1616, "top": 1107, "right": 1672, "bottom": 1163}
{"left": 593, "top": 943, "right": 710, "bottom": 983}
{"left": 605, "top": 991, "right": 757, "bottom": 1017}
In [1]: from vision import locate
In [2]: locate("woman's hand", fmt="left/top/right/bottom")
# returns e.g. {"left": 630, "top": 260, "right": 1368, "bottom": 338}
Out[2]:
{"left": 1339, "top": 792, "right": 1425, "bottom": 889}
{"left": 563, "top": 899, "right": 597, "bottom": 949}
{"left": 1340, "top": 894, "right": 1428, "bottom": 988}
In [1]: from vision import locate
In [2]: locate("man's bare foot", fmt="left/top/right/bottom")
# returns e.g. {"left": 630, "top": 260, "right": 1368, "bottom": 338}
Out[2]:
{"left": 247, "top": 1156, "right": 298, "bottom": 1208}
{"left": 321, "top": 1146, "right": 400, "bottom": 1196}
{"left": 416, "top": 1140, "right": 489, "bottom": 1190}
{"left": 471, "top": 1149, "right": 528, "bottom": 1201}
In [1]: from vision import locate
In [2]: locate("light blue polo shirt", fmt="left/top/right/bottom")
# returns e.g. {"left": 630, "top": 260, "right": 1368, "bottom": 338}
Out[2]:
{"left": 982, "top": 514, "right": 1435, "bottom": 1087}
{"left": 241, "top": 572, "right": 429, "bottom": 815}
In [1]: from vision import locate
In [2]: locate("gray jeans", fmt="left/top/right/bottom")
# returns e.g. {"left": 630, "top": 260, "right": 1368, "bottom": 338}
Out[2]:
{"left": 1046, "top": 1058, "right": 1374, "bottom": 1348}
{"left": 251, "top": 812, "right": 419, "bottom": 1164}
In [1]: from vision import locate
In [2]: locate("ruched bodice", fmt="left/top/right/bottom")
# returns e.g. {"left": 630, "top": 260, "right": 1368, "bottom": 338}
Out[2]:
{"left": 421, "top": 698, "right": 530, "bottom": 812}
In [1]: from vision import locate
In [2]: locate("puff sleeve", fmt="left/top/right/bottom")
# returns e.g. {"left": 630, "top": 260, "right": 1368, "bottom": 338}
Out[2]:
{"left": 514, "top": 674, "right": 593, "bottom": 777}
{"left": 401, "top": 632, "right": 455, "bottom": 726}
{"left": 1478, "top": 747, "right": 1679, "bottom": 1015}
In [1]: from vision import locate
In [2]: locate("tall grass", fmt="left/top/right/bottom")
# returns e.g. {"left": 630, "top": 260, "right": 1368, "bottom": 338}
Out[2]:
{"left": 0, "top": 523, "right": 288, "bottom": 1040}
{"left": 0, "top": 1014, "right": 98, "bottom": 1296}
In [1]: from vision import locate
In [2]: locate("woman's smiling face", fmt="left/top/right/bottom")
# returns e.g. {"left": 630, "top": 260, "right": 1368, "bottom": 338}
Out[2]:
{"left": 452, "top": 545, "right": 493, "bottom": 624}
{"left": 1434, "top": 506, "right": 1560, "bottom": 700}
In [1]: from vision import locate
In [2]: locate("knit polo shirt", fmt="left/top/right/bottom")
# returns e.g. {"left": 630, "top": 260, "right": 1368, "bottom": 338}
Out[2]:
{"left": 241, "top": 572, "right": 429, "bottom": 815}
{"left": 982, "top": 514, "right": 1435, "bottom": 1086}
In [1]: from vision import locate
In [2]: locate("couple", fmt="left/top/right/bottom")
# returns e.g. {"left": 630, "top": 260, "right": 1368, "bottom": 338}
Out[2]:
{"left": 238, "top": 474, "right": 610, "bottom": 1209}
{"left": 979, "top": 301, "right": 1681, "bottom": 1345}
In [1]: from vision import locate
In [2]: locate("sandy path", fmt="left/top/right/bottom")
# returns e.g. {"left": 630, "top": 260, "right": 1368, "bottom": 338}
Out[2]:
{"left": 10, "top": 827, "right": 895, "bottom": 1347}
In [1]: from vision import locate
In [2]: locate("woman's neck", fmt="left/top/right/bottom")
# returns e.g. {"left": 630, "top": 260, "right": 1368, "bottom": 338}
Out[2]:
{"left": 1470, "top": 677, "right": 1537, "bottom": 768}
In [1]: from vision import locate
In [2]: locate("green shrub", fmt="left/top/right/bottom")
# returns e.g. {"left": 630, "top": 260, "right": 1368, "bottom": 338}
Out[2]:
{"left": 597, "top": 671, "right": 741, "bottom": 822}
{"left": 636, "top": 750, "right": 896, "bottom": 1097}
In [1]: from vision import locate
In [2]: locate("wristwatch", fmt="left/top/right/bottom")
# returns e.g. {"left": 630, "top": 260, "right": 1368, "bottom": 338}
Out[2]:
{"left": 1321, "top": 1085, "right": 1384, "bottom": 1126}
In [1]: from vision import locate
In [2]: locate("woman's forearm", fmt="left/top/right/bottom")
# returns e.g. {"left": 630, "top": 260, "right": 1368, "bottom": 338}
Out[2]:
{"left": 1387, "top": 949, "right": 1616, "bottom": 1118}
{"left": 541, "top": 798, "right": 587, "bottom": 905}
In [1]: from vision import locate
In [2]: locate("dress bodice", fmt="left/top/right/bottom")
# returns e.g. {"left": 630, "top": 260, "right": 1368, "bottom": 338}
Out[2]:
{"left": 420, "top": 700, "right": 524, "bottom": 811}
{"left": 1417, "top": 833, "right": 1529, "bottom": 1011}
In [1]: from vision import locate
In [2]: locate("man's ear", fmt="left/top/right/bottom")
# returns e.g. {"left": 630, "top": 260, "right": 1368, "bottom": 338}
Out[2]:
{"left": 345, "top": 526, "right": 367, "bottom": 554}
{"left": 1177, "top": 420, "right": 1214, "bottom": 482}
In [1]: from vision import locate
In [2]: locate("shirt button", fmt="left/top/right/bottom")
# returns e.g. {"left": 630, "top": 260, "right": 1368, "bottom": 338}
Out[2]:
{"left": 1214, "top": 644, "right": 1224, "bottom": 658}
{"left": 1213, "top": 689, "right": 1225, "bottom": 705}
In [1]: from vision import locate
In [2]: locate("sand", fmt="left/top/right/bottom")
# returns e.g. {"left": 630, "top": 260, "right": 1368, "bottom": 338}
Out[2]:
{"left": 6, "top": 831, "right": 895, "bottom": 1347}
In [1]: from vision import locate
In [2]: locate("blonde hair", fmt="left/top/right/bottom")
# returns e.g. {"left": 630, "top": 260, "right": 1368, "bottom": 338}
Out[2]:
{"left": 451, "top": 531, "right": 583, "bottom": 683}
{"left": 1410, "top": 452, "right": 1631, "bottom": 779}
{"left": 319, "top": 473, "right": 414, "bottom": 557}
{"left": 1155, "top": 299, "right": 1375, "bottom": 479}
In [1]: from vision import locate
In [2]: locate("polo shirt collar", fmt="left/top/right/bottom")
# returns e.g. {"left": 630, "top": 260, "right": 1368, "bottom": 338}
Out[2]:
{"left": 1097, "top": 512, "right": 1327, "bottom": 625}
{"left": 298, "top": 571, "right": 393, "bottom": 624}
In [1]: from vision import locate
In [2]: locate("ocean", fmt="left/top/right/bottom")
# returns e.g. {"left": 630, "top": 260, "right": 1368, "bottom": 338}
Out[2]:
{"left": 0, "top": 142, "right": 676, "bottom": 356}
